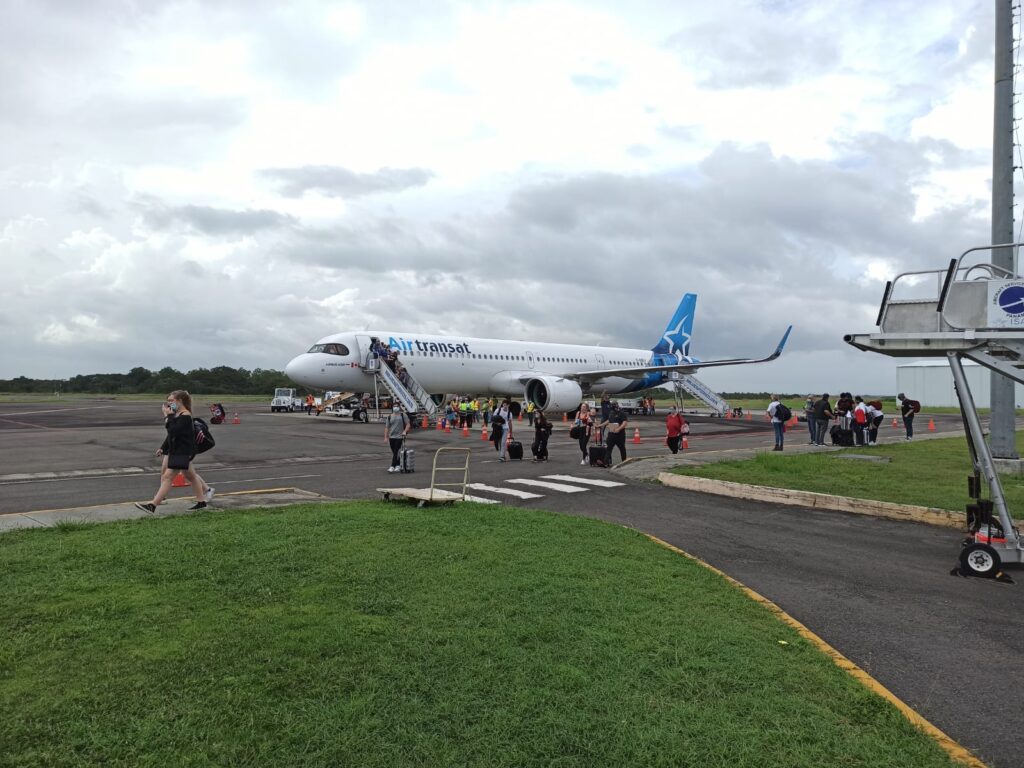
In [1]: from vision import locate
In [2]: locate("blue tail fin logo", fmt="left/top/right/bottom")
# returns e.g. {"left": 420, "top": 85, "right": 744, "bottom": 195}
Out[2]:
{"left": 651, "top": 294, "right": 696, "bottom": 361}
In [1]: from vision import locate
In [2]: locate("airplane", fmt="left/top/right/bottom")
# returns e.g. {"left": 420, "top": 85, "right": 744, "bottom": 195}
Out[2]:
{"left": 284, "top": 294, "right": 792, "bottom": 412}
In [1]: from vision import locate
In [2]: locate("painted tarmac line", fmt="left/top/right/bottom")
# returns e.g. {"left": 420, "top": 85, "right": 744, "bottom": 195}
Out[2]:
{"left": 506, "top": 479, "right": 589, "bottom": 493}
{"left": 1, "top": 406, "right": 116, "bottom": 417}
{"left": 541, "top": 474, "right": 625, "bottom": 488}
{"left": 0, "top": 488, "right": 302, "bottom": 518}
{"left": 207, "top": 474, "right": 320, "bottom": 485}
{"left": 467, "top": 483, "right": 543, "bottom": 499}
{"left": 643, "top": 532, "right": 987, "bottom": 768}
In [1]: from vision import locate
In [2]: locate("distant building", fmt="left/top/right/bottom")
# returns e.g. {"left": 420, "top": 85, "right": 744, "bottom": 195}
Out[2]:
{"left": 896, "top": 360, "right": 1024, "bottom": 408}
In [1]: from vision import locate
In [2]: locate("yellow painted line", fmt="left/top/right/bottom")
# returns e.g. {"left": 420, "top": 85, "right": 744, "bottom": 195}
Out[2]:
{"left": 643, "top": 532, "right": 986, "bottom": 768}
{"left": 0, "top": 489, "right": 300, "bottom": 518}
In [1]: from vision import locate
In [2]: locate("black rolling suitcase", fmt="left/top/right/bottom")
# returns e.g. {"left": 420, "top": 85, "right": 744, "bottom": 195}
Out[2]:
{"left": 507, "top": 440, "right": 524, "bottom": 460}
{"left": 588, "top": 433, "right": 607, "bottom": 467}
{"left": 829, "top": 424, "right": 853, "bottom": 447}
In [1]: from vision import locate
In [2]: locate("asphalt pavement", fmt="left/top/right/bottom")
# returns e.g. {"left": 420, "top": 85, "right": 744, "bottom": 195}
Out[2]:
{"left": 0, "top": 400, "right": 1017, "bottom": 767}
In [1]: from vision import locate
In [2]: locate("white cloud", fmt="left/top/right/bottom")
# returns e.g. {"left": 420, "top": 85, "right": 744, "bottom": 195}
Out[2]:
{"left": 0, "top": 0, "right": 1008, "bottom": 396}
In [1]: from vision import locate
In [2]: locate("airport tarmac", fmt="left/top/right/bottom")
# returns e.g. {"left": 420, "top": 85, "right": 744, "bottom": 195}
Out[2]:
{"left": 1, "top": 400, "right": 1018, "bottom": 766}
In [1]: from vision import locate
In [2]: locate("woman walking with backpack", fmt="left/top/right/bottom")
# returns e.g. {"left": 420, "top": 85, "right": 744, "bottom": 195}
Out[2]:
{"left": 572, "top": 403, "right": 593, "bottom": 465}
{"left": 135, "top": 390, "right": 213, "bottom": 514}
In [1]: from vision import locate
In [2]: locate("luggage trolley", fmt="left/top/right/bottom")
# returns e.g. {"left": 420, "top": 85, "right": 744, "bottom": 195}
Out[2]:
{"left": 378, "top": 447, "right": 473, "bottom": 507}
{"left": 845, "top": 243, "right": 1024, "bottom": 579}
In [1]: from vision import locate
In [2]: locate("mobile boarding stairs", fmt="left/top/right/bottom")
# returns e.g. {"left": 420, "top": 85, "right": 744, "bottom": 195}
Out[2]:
{"left": 845, "top": 244, "right": 1024, "bottom": 578}
{"left": 362, "top": 350, "right": 439, "bottom": 423}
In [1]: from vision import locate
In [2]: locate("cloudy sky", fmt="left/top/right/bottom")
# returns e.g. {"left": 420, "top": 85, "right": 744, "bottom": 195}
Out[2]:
{"left": 0, "top": 0, "right": 1010, "bottom": 393}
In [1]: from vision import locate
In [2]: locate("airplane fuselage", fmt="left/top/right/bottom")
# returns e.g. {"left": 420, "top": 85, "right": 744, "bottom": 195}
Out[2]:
{"left": 285, "top": 331, "right": 676, "bottom": 398}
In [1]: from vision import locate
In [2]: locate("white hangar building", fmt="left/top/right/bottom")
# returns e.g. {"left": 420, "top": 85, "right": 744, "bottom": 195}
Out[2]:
{"left": 896, "top": 360, "right": 1024, "bottom": 408}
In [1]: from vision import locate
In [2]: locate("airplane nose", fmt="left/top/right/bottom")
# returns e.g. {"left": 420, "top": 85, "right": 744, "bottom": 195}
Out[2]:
{"left": 284, "top": 355, "right": 305, "bottom": 383}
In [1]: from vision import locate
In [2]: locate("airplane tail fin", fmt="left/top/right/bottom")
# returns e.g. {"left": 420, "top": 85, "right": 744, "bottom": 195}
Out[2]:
{"left": 651, "top": 293, "right": 696, "bottom": 359}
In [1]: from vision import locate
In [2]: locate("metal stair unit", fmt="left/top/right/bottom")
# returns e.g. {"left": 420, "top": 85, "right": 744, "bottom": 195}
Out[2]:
{"left": 368, "top": 356, "right": 439, "bottom": 418}
{"left": 844, "top": 243, "right": 1024, "bottom": 575}
{"left": 671, "top": 372, "right": 729, "bottom": 416}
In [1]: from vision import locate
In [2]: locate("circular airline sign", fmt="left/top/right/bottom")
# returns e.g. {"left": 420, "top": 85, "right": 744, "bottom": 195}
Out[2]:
{"left": 999, "top": 285, "right": 1024, "bottom": 316}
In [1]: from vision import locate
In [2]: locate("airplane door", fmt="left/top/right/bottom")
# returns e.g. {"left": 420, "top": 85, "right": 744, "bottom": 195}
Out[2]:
{"left": 595, "top": 353, "right": 605, "bottom": 366}
{"left": 526, "top": 351, "right": 535, "bottom": 369}
{"left": 354, "top": 334, "right": 375, "bottom": 368}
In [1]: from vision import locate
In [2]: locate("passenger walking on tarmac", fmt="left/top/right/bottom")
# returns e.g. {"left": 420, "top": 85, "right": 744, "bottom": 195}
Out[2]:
{"left": 811, "top": 393, "right": 834, "bottom": 446}
{"left": 898, "top": 393, "right": 919, "bottom": 440}
{"left": 665, "top": 405, "right": 687, "bottom": 454}
{"left": 767, "top": 395, "right": 785, "bottom": 451}
{"left": 135, "top": 390, "right": 213, "bottom": 514}
{"left": 531, "top": 411, "right": 552, "bottom": 462}
{"left": 598, "top": 402, "right": 629, "bottom": 466}
{"left": 852, "top": 396, "right": 869, "bottom": 446}
{"left": 305, "top": 393, "right": 315, "bottom": 415}
{"left": 866, "top": 399, "right": 884, "bottom": 446}
{"left": 574, "top": 403, "right": 593, "bottom": 464}
{"left": 804, "top": 395, "right": 816, "bottom": 444}
{"left": 835, "top": 392, "right": 854, "bottom": 430}
{"left": 492, "top": 399, "right": 513, "bottom": 461}
{"left": 385, "top": 405, "right": 410, "bottom": 473}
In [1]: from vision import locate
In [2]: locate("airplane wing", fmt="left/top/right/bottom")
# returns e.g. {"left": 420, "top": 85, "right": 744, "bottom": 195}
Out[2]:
{"left": 566, "top": 326, "right": 792, "bottom": 383}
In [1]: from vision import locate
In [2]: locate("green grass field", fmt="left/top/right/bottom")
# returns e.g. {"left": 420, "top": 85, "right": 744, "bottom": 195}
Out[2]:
{"left": 673, "top": 433, "right": 1024, "bottom": 517}
{"left": 0, "top": 503, "right": 958, "bottom": 767}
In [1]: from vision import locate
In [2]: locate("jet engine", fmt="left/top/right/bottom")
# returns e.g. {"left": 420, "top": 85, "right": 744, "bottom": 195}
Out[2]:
{"left": 525, "top": 377, "right": 583, "bottom": 413}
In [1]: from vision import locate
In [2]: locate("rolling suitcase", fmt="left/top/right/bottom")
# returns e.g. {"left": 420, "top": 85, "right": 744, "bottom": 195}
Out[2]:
{"left": 829, "top": 424, "right": 853, "bottom": 447}
{"left": 588, "top": 434, "right": 607, "bottom": 467}
{"left": 507, "top": 440, "right": 524, "bottom": 460}
{"left": 400, "top": 439, "right": 415, "bottom": 473}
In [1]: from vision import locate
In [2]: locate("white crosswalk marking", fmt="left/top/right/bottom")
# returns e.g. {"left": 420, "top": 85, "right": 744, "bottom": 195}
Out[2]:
{"left": 462, "top": 494, "right": 501, "bottom": 504}
{"left": 506, "top": 478, "right": 589, "bottom": 493}
{"left": 541, "top": 474, "right": 625, "bottom": 488}
{"left": 467, "top": 483, "right": 543, "bottom": 499}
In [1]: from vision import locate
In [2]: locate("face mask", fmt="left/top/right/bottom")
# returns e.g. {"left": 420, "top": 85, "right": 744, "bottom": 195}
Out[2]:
{"left": 167, "top": 402, "right": 178, "bottom": 412}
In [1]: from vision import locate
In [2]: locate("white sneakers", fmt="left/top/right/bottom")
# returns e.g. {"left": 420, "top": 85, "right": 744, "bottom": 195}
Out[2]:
{"left": 580, "top": 457, "right": 587, "bottom": 465}
{"left": 387, "top": 466, "right": 398, "bottom": 473}
{"left": 204, "top": 486, "right": 215, "bottom": 502}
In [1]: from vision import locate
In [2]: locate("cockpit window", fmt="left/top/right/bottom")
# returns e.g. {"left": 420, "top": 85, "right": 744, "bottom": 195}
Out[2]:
{"left": 306, "top": 343, "right": 350, "bottom": 356}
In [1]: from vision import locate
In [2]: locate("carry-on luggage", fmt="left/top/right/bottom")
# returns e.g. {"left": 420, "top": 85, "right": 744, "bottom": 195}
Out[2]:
{"left": 588, "top": 433, "right": 607, "bottom": 467}
{"left": 507, "top": 440, "right": 524, "bottom": 460}
{"left": 400, "top": 439, "right": 415, "bottom": 473}
{"left": 829, "top": 424, "right": 854, "bottom": 447}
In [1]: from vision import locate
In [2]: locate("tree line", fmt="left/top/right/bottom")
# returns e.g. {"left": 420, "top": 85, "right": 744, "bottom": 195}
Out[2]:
{"left": 0, "top": 367, "right": 301, "bottom": 395}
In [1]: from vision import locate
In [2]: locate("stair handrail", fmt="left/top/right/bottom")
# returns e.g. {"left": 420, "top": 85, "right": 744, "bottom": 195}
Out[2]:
{"left": 378, "top": 364, "right": 419, "bottom": 413}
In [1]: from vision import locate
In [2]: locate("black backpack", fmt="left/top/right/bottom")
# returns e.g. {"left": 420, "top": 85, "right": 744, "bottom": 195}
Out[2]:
{"left": 775, "top": 403, "right": 792, "bottom": 421}
{"left": 193, "top": 417, "right": 215, "bottom": 454}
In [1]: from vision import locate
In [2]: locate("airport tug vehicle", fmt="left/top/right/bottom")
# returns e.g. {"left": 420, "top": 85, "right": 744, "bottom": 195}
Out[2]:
{"left": 846, "top": 245, "right": 1024, "bottom": 580}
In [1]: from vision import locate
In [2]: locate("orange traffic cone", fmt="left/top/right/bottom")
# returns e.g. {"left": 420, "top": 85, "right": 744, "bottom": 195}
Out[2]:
{"left": 481, "top": 425, "right": 489, "bottom": 440}
{"left": 518, "top": 411, "right": 523, "bottom": 421}
{"left": 232, "top": 412, "right": 240, "bottom": 425}
{"left": 444, "top": 421, "right": 452, "bottom": 433}
{"left": 928, "top": 418, "right": 936, "bottom": 432}
{"left": 892, "top": 417, "right": 898, "bottom": 428}
{"left": 171, "top": 471, "right": 189, "bottom": 487}
{"left": 632, "top": 427, "right": 641, "bottom": 444}
{"left": 462, "top": 424, "right": 470, "bottom": 437}
{"left": 421, "top": 415, "right": 428, "bottom": 429}
{"left": 726, "top": 410, "right": 732, "bottom": 420}
{"left": 682, "top": 435, "right": 689, "bottom": 450}
{"left": 562, "top": 412, "right": 568, "bottom": 422}
{"left": 788, "top": 415, "right": 797, "bottom": 427}
{"left": 436, "top": 419, "right": 442, "bottom": 430}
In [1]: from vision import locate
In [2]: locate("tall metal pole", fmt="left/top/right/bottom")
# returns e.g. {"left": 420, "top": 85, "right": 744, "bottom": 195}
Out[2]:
{"left": 991, "top": 0, "right": 1018, "bottom": 458}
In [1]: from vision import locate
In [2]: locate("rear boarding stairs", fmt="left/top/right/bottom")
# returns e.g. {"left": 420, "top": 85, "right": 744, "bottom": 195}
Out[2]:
{"left": 845, "top": 243, "right": 1024, "bottom": 579}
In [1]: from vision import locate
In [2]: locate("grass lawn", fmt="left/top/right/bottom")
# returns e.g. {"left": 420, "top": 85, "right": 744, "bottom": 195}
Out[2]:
{"left": 0, "top": 503, "right": 959, "bottom": 768}
{"left": 673, "top": 433, "right": 1024, "bottom": 517}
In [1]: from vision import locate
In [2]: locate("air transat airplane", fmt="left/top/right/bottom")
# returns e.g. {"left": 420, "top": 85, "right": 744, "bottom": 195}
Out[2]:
{"left": 284, "top": 294, "right": 792, "bottom": 412}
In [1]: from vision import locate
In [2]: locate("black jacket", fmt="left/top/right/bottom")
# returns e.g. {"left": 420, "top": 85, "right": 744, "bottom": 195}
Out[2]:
{"left": 161, "top": 413, "right": 196, "bottom": 456}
